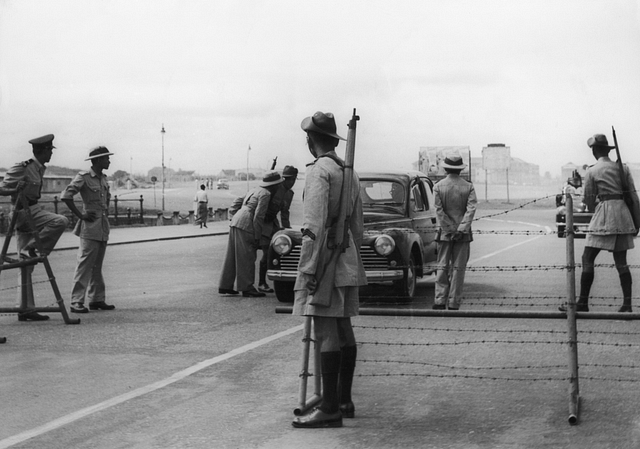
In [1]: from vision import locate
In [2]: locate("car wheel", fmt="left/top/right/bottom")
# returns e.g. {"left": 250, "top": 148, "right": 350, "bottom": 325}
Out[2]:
{"left": 557, "top": 225, "right": 565, "bottom": 238}
{"left": 274, "top": 281, "right": 294, "bottom": 303}
{"left": 395, "top": 253, "right": 417, "bottom": 299}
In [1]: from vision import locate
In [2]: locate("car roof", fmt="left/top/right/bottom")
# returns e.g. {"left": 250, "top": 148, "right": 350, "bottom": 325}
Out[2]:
{"left": 358, "top": 170, "right": 429, "bottom": 182}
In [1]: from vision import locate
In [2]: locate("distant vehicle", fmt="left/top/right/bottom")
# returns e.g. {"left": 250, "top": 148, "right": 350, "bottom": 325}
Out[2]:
{"left": 217, "top": 179, "right": 229, "bottom": 190}
{"left": 555, "top": 170, "right": 590, "bottom": 238}
{"left": 266, "top": 170, "right": 438, "bottom": 302}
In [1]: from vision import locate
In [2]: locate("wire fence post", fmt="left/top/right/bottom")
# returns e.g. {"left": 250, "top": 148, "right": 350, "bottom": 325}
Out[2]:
{"left": 565, "top": 193, "right": 580, "bottom": 424}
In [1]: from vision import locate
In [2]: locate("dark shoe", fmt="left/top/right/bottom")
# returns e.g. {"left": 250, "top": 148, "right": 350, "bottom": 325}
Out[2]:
{"left": 258, "top": 283, "right": 274, "bottom": 293}
{"left": 559, "top": 303, "right": 589, "bottom": 312}
{"left": 448, "top": 306, "right": 459, "bottom": 310}
{"left": 18, "top": 312, "right": 50, "bottom": 321}
{"left": 242, "top": 289, "right": 266, "bottom": 297}
{"left": 218, "top": 288, "right": 239, "bottom": 295}
{"left": 203, "top": 224, "right": 208, "bottom": 228}
{"left": 432, "top": 303, "right": 446, "bottom": 310}
{"left": 89, "top": 302, "right": 115, "bottom": 310}
{"left": 618, "top": 305, "right": 633, "bottom": 313}
{"left": 292, "top": 407, "right": 343, "bottom": 428}
{"left": 70, "top": 303, "right": 89, "bottom": 314}
{"left": 339, "top": 402, "right": 355, "bottom": 419}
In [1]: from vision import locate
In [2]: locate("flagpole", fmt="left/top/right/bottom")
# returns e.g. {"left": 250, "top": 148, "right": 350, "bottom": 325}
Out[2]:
{"left": 246, "top": 145, "right": 251, "bottom": 192}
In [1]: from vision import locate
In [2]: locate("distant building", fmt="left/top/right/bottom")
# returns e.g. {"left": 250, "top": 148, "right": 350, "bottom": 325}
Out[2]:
{"left": 0, "top": 171, "right": 72, "bottom": 193}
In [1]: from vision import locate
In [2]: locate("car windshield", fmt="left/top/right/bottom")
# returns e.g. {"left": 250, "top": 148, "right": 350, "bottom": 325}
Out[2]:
{"left": 360, "top": 180, "right": 405, "bottom": 214}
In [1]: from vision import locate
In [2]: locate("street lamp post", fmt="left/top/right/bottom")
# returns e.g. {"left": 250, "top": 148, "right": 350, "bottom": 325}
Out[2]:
{"left": 161, "top": 124, "right": 166, "bottom": 211}
{"left": 246, "top": 145, "right": 251, "bottom": 192}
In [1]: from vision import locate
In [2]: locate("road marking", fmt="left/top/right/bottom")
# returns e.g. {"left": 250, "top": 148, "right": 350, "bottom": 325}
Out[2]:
{"left": 0, "top": 324, "right": 304, "bottom": 449}
{"left": 469, "top": 235, "right": 545, "bottom": 264}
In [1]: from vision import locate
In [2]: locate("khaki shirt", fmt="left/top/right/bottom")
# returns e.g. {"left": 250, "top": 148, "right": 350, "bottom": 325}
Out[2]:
{"left": 61, "top": 168, "right": 111, "bottom": 241}
{"left": 295, "top": 152, "right": 366, "bottom": 288}
{"left": 1, "top": 158, "right": 45, "bottom": 204}
{"left": 583, "top": 156, "right": 640, "bottom": 235}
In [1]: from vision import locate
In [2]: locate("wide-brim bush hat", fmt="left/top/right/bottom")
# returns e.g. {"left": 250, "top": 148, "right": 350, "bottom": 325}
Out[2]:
{"left": 301, "top": 111, "right": 346, "bottom": 141}
{"left": 587, "top": 134, "right": 615, "bottom": 149}
{"left": 86, "top": 146, "right": 114, "bottom": 161}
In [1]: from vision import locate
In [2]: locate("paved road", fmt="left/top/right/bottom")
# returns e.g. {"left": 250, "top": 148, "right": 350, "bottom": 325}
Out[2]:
{"left": 1, "top": 210, "right": 639, "bottom": 448}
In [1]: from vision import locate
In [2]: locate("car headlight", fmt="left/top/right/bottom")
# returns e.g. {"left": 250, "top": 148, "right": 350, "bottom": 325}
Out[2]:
{"left": 272, "top": 234, "right": 293, "bottom": 255}
{"left": 374, "top": 234, "right": 395, "bottom": 256}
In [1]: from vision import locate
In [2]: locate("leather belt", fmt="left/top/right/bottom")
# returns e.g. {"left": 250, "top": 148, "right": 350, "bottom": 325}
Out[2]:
{"left": 598, "top": 194, "right": 624, "bottom": 201}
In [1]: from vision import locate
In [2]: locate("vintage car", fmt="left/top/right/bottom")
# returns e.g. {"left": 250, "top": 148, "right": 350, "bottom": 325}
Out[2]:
{"left": 266, "top": 170, "right": 438, "bottom": 302}
{"left": 555, "top": 194, "right": 591, "bottom": 238}
{"left": 217, "top": 178, "right": 229, "bottom": 190}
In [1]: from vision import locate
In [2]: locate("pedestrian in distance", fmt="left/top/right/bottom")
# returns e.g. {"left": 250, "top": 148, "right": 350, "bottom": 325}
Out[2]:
{"left": 559, "top": 133, "right": 640, "bottom": 313}
{"left": 61, "top": 146, "right": 116, "bottom": 314}
{"left": 0, "top": 134, "right": 69, "bottom": 321}
{"left": 218, "top": 172, "right": 284, "bottom": 297}
{"left": 258, "top": 164, "right": 299, "bottom": 293}
{"left": 291, "top": 111, "right": 366, "bottom": 429}
{"left": 432, "top": 153, "right": 477, "bottom": 311}
{"left": 194, "top": 183, "right": 209, "bottom": 228}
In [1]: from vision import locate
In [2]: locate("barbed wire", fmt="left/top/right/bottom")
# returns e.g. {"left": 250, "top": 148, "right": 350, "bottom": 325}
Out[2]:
{"left": 354, "top": 372, "right": 640, "bottom": 383}
{"left": 360, "top": 359, "right": 640, "bottom": 371}
{"left": 354, "top": 325, "right": 640, "bottom": 336}
{"left": 360, "top": 340, "right": 565, "bottom": 347}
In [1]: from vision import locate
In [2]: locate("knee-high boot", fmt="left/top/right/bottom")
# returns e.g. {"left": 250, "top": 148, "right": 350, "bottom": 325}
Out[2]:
{"left": 339, "top": 345, "right": 357, "bottom": 418}
{"left": 291, "top": 350, "right": 343, "bottom": 428}
{"left": 578, "top": 271, "right": 595, "bottom": 308}
{"left": 319, "top": 351, "right": 342, "bottom": 414}
{"left": 619, "top": 272, "right": 632, "bottom": 313}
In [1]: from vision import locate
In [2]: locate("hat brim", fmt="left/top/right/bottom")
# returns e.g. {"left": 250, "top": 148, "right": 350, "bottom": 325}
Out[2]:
{"left": 261, "top": 178, "right": 284, "bottom": 187}
{"left": 85, "top": 152, "right": 114, "bottom": 161}
{"left": 442, "top": 162, "right": 467, "bottom": 170}
{"left": 301, "top": 116, "right": 346, "bottom": 141}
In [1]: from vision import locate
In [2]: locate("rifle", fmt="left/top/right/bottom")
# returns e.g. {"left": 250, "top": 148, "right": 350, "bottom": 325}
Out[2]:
{"left": 611, "top": 126, "right": 640, "bottom": 230}
{"left": 308, "top": 109, "right": 359, "bottom": 307}
{"left": 271, "top": 156, "right": 278, "bottom": 170}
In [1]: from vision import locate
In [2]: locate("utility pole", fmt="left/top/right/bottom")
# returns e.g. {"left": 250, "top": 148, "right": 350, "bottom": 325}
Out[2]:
{"left": 161, "top": 124, "right": 166, "bottom": 211}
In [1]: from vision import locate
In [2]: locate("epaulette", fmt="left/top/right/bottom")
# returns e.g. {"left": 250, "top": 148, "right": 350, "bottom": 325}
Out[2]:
{"left": 306, "top": 161, "right": 315, "bottom": 167}
{"left": 78, "top": 170, "right": 90, "bottom": 176}
{"left": 21, "top": 160, "right": 33, "bottom": 167}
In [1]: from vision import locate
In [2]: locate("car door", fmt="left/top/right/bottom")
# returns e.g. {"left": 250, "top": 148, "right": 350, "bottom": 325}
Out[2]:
{"left": 411, "top": 176, "right": 437, "bottom": 265}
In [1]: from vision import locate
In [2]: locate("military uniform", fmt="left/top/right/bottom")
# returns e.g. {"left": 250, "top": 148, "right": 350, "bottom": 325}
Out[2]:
{"left": 1, "top": 158, "right": 69, "bottom": 255}
{"left": 583, "top": 157, "right": 639, "bottom": 251}
{"left": 292, "top": 152, "right": 366, "bottom": 317}
{"left": 433, "top": 168, "right": 477, "bottom": 309}
{"left": 60, "top": 168, "right": 111, "bottom": 307}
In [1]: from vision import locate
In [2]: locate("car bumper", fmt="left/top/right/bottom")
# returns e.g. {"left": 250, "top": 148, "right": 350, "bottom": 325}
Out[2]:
{"left": 267, "top": 269, "right": 404, "bottom": 283}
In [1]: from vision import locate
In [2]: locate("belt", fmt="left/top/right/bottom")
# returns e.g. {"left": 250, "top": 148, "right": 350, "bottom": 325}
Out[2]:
{"left": 598, "top": 194, "right": 624, "bottom": 201}
{"left": 198, "top": 201, "right": 207, "bottom": 204}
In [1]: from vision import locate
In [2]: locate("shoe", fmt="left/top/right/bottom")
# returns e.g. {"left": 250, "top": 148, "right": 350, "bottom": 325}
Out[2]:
{"left": 432, "top": 303, "right": 446, "bottom": 310}
{"left": 292, "top": 407, "right": 343, "bottom": 428}
{"left": 558, "top": 303, "right": 589, "bottom": 312}
{"left": 218, "top": 288, "right": 239, "bottom": 295}
{"left": 618, "top": 305, "right": 633, "bottom": 313}
{"left": 339, "top": 402, "right": 355, "bottom": 419}
{"left": 70, "top": 303, "right": 89, "bottom": 313}
{"left": 203, "top": 224, "right": 208, "bottom": 228}
{"left": 242, "top": 289, "right": 266, "bottom": 297}
{"left": 19, "top": 247, "right": 38, "bottom": 260}
{"left": 258, "top": 283, "right": 274, "bottom": 293}
{"left": 18, "top": 312, "right": 50, "bottom": 321}
{"left": 89, "top": 302, "right": 115, "bottom": 310}
{"left": 448, "top": 306, "right": 459, "bottom": 310}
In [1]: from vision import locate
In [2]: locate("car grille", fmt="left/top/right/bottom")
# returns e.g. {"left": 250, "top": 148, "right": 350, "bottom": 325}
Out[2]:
{"left": 278, "top": 245, "right": 389, "bottom": 271}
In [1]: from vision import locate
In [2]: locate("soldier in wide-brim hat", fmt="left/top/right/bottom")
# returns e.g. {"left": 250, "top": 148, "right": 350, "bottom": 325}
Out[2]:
{"left": 560, "top": 133, "right": 640, "bottom": 313}
{"left": 291, "top": 111, "right": 366, "bottom": 429}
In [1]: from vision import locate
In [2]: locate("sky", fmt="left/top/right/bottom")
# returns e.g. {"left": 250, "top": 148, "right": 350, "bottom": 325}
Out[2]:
{"left": 1, "top": 0, "right": 639, "bottom": 178}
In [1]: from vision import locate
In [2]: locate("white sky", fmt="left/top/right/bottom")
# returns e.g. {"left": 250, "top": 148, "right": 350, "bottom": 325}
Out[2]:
{"left": 1, "top": 0, "right": 639, "bottom": 177}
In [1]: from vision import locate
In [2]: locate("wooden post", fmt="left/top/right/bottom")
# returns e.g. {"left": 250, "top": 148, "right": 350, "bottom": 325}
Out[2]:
{"left": 565, "top": 193, "right": 580, "bottom": 424}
